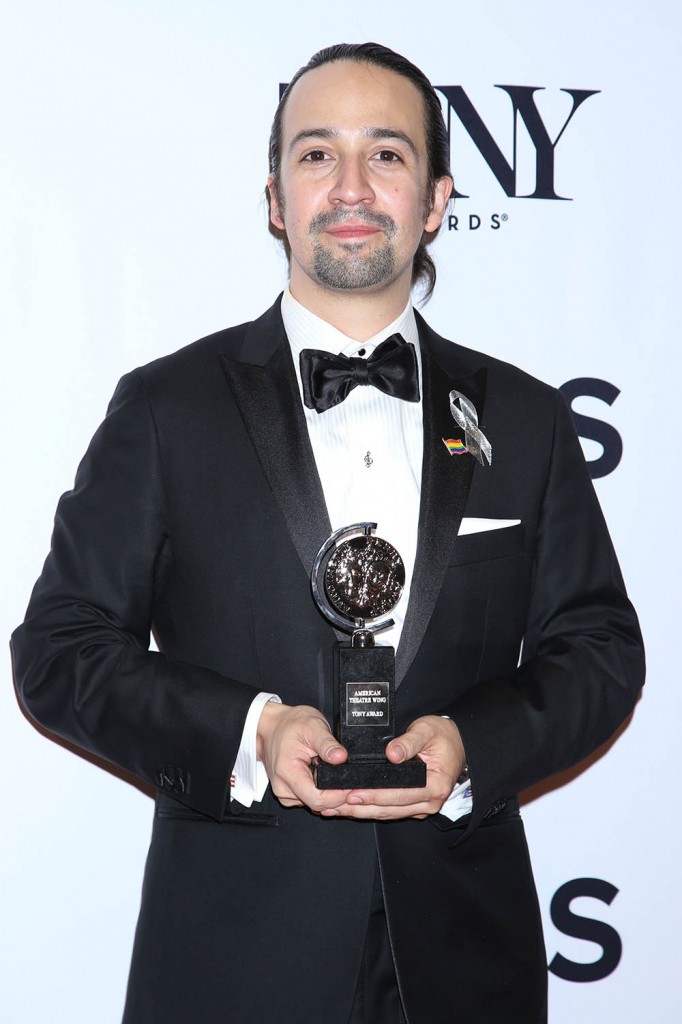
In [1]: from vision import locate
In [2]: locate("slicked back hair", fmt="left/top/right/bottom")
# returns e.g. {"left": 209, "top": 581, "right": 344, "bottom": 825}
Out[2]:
{"left": 267, "top": 42, "right": 452, "bottom": 302}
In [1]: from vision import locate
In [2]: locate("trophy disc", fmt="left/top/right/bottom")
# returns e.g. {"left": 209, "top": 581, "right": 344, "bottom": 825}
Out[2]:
{"left": 325, "top": 536, "right": 405, "bottom": 621}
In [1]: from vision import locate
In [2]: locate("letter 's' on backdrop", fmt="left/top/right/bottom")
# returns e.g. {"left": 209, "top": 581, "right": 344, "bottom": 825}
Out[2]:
{"left": 1, "top": 2, "right": 678, "bottom": 1020}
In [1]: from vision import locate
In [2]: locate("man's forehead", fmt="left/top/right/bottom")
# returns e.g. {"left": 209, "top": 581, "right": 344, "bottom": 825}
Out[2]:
{"left": 280, "top": 60, "right": 428, "bottom": 148}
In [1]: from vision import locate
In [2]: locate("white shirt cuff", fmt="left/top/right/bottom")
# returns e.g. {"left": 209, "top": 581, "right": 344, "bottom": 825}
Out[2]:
{"left": 230, "top": 692, "right": 281, "bottom": 807}
{"left": 438, "top": 714, "right": 473, "bottom": 822}
{"left": 439, "top": 777, "right": 474, "bottom": 822}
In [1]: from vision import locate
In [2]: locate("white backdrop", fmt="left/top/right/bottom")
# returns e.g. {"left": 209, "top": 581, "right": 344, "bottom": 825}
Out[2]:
{"left": 2, "top": 2, "right": 679, "bottom": 1020}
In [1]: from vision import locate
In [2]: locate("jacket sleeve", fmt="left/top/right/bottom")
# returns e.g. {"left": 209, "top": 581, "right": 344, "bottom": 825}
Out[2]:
{"left": 11, "top": 371, "right": 259, "bottom": 820}
{"left": 445, "top": 390, "right": 645, "bottom": 833}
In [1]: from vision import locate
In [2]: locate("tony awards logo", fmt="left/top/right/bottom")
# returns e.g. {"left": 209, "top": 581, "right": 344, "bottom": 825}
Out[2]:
{"left": 311, "top": 522, "right": 426, "bottom": 789}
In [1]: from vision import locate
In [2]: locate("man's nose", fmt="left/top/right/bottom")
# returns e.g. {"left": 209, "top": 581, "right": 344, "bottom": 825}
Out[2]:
{"left": 328, "top": 156, "right": 375, "bottom": 206}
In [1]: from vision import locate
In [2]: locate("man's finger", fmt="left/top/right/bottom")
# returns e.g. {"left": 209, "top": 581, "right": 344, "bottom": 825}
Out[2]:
{"left": 385, "top": 721, "right": 431, "bottom": 763}
{"left": 317, "top": 740, "right": 348, "bottom": 764}
{"left": 323, "top": 798, "right": 436, "bottom": 820}
{"left": 272, "top": 757, "right": 351, "bottom": 811}
{"left": 300, "top": 715, "right": 349, "bottom": 765}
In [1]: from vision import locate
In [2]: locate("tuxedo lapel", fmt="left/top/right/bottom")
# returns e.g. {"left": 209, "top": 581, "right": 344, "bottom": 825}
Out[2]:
{"left": 396, "top": 319, "right": 487, "bottom": 685}
{"left": 219, "top": 302, "right": 332, "bottom": 580}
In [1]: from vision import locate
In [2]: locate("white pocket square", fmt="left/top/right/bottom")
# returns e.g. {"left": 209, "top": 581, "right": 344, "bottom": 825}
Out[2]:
{"left": 458, "top": 518, "right": 521, "bottom": 536}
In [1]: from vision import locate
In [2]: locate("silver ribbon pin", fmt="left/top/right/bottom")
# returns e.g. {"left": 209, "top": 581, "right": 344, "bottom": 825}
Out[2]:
{"left": 448, "top": 390, "right": 492, "bottom": 466}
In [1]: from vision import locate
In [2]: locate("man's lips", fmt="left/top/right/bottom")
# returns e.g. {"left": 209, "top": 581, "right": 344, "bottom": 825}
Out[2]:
{"left": 324, "top": 225, "right": 382, "bottom": 240}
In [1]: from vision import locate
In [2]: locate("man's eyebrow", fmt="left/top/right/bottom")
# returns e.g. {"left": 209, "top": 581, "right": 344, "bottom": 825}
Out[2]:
{"left": 288, "top": 126, "right": 419, "bottom": 159}
{"left": 361, "top": 127, "right": 419, "bottom": 158}
{"left": 288, "top": 128, "right": 338, "bottom": 153}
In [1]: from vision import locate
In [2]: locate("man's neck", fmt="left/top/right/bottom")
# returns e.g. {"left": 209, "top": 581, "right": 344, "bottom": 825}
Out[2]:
{"left": 287, "top": 276, "right": 413, "bottom": 342}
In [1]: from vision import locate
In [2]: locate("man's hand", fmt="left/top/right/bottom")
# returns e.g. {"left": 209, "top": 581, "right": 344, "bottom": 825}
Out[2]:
{"left": 258, "top": 706, "right": 466, "bottom": 820}
{"left": 256, "top": 701, "right": 353, "bottom": 812}
{"left": 319, "top": 715, "right": 466, "bottom": 821}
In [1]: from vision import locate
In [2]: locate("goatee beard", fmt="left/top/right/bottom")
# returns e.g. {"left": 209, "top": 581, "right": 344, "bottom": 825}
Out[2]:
{"left": 308, "top": 210, "right": 397, "bottom": 291}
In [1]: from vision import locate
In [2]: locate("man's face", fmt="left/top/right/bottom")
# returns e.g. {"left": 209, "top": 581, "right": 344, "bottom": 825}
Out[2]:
{"left": 268, "top": 60, "right": 451, "bottom": 307}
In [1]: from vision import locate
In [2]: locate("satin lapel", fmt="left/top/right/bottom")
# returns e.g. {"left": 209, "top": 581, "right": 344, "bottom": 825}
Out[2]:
{"left": 219, "top": 307, "right": 332, "bottom": 580}
{"left": 395, "top": 327, "right": 487, "bottom": 686}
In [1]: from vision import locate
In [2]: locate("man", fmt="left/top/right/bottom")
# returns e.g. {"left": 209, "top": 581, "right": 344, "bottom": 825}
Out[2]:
{"left": 12, "top": 43, "right": 644, "bottom": 1024}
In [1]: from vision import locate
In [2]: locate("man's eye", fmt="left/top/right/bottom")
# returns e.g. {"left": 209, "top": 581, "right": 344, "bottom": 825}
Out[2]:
{"left": 302, "top": 150, "right": 329, "bottom": 162}
{"left": 375, "top": 150, "right": 402, "bottom": 163}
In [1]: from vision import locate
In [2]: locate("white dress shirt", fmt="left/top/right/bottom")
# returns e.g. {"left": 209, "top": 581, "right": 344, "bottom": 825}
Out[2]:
{"left": 284, "top": 286, "right": 423, "bottom": 648}
{"left": 231, "top": 289, "right": 471, "bottom": 821}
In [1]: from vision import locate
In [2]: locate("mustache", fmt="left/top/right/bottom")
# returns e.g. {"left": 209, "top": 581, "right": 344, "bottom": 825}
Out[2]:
{"left": 308, "top": 209, "right": 397, "bottom": 235}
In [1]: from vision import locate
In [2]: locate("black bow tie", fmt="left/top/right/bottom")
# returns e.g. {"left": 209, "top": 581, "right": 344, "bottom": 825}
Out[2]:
{"left": 299, "top": 333, "right": 420, "bottom": 413}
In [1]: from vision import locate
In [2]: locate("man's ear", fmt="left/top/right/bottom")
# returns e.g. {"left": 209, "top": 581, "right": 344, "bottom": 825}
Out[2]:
{"left": 267, "top": 175, "right": 285, "bottom": 231}
{"left": 424, "top": 176, "right": 453, "bottom": 233}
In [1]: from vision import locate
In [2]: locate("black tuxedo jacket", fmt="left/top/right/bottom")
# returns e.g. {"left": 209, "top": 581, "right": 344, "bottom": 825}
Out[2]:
{"left": 12, "top": 298, "right": 644, "bottom": 1024}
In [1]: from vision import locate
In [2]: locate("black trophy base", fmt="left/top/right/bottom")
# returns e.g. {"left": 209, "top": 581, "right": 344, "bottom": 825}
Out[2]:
{"left": 314, "top": 757, "right": 427, "bottom": 790}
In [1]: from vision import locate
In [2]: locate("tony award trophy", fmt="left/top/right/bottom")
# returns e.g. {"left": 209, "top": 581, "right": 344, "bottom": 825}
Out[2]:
{"left": 311, "top": 522, "right": 427, "bottom": 789}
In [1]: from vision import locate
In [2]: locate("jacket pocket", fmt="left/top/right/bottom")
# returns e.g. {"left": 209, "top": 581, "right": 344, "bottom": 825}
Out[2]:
{"left": 449, "top": 522, "right": 526, "bottom": 566}
{"left": 155, "top": 793, "right": 279, "bottom": 826}
{"left": 429, "top": 795, "right": 519, "bottom": 832}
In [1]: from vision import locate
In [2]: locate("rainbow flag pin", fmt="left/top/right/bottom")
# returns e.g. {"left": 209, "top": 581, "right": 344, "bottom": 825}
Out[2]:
{"left": 442, "top": 437, "right": 468, "bottom": 456}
